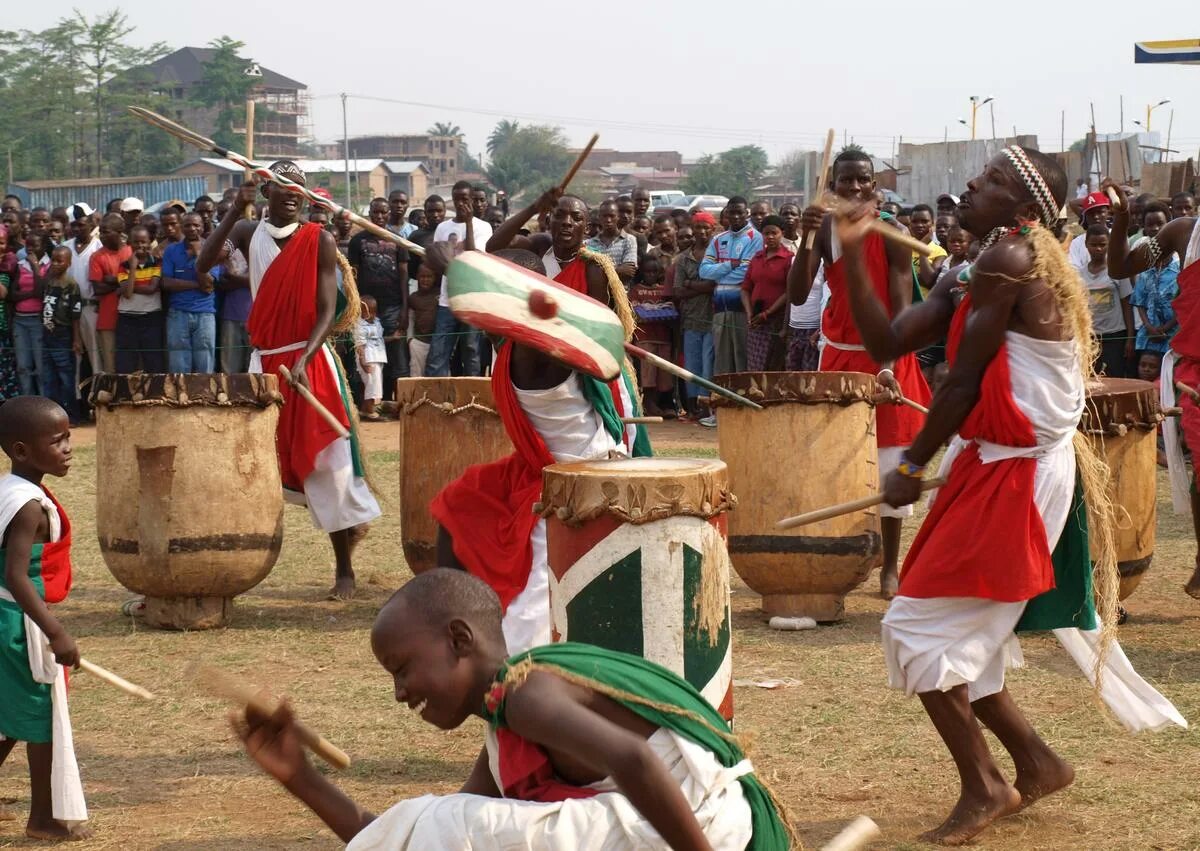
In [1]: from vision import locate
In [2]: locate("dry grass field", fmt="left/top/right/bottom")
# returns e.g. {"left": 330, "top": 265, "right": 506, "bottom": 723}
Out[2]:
{"left": 1, "top": 419, "right": 1197, "bottom": 850}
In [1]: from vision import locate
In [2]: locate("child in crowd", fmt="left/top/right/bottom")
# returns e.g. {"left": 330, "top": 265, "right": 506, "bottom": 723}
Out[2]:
{"left": 1137, "top": 350, "right": 1167, "bottom": 468}
{"left": 1081, "top": 224, "right": 1134, "bottom": 377}
{"left": 116, "top": 224, "right": 165, "bottom": 374}
{"left": 40, "top": 247, "right": 82, "bottom": 424}
{"left": 1131, "top": 201, "right": 1179, "bottom": 355}
{"left": 354, "top": 295, "right": 387, "bottom": 421}
{"left": 0, "top": 396, "right": 88, "bottom": 841}
{"left": 629, "top": 253, "right": 678, "bottom": 416}
{"left": 407, "top": 262, "right": 440, "bottom": 379}
{"left": 233, "top": 568, "right": 788, "bottom": 850}
{"left": 87, "top": 214, "right": 131, "bottom": 375}
{"left": 12, "top": 231, "right": 50, "bottom": 396}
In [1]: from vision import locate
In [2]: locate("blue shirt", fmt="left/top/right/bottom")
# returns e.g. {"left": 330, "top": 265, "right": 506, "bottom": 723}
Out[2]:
{"left": 162, "top": 241, "right": 217, "bottom": 314}
{"left": 699, "top": 224, "right": 763, "bottom": 311}
{"left": 1132, "top": 256, "right": 1180, "bottom": 353}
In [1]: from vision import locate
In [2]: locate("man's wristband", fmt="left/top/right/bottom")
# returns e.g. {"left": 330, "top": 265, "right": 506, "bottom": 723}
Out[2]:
{"left": 896, "top": 456, "right": 926, "bottom": 479}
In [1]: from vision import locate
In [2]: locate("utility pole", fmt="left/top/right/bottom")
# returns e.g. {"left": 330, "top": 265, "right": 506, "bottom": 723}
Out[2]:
{"left": 989, "top": 101, "right": 996, "bottom": 141}
{"left": 1061, "top": 110, "right": 1065, "bottom": 152}
{"left": 341, "top": 93, "right": 352, "bottom": 209}
{"left": 1164, "top": 109, "right": 1175, "bottom": 164}
{"left": 1120, "top": 95, "right": 1124, "bottom": 133}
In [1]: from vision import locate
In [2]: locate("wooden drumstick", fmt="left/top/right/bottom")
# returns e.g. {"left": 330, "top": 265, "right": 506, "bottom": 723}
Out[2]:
{"left": 821, "top": 815, "right": 882, "bottom": 851}
{"left": 77, "top": 658, "right": 156, "bottom": 701}
{"left": 191, "top": 664, "right": 351, "bottom": 770}
{"left": 777, "top": 477, "right": 947, "bottom": 529}
{"left": 621, "top": 416, "right": 664, "bottom": 424}
{"left": 1175, "top": 381, "right": 1199, "bottom": 403}
{"left": 897, "top": 395, "right": 929, "bottom": 415}
{"left": 804, "top": 129, "right": 836, "bottom": 251}
{"left": 1106, "top": 186, "right": 1124, "bottom": 209}
{"left": 278, "top": 365, "right": 350, "bottom": 439}
{"left": 867, "top": 219, "right": 936, "bottom": 257}
{"left": 559, "top": 133, "right": 600, "bottom": 192}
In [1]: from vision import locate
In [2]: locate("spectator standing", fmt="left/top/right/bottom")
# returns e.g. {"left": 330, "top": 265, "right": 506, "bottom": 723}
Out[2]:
{"left": 354, "top": 295, "right": 388, "bottom": 420}
{"left": 628, "top": 253, "right": 678, "bottom": 416}
{"left": 779, "top": 204, "right": 802, "bottom": 252}
{"left": 87, "top": 213, "right": 129, "bottom": 374}
{"left": 40, "top": 245, "right": 82, "bottom": 422}
{"left": 162, "top": 213, "right": 217, "bottom": 373}
{"left": 632, "top": 188, "right": 652, "bottom": 220}
{"left": 617, "top": 194, "right": 648, "bottom": 281}
{"left": 741, "top": 215, "right": 792, "bottom": 371}
{"left": 115, "top": 225, "right": 165, "bottom": 373}
{"left": 193, "top": 196, "right": 216, "bottom": 236}
{"left": 1080, "top": 224, "right": 1133, "bottom": 377}
{"left": 155, "top": 210, "right": 183, "bottom": 260}
{"left": 349, "top": 198, "right": 410, "bottom": 388}
{"left": 407, "top": 196, "right": 444, "bottom": 282}
{"left": 787, "top": 263, "right": 824, "bottom": 372}
{"left": 65, "top": 205, "right": 101, "bottom": 381}
{"left": 333, "top": 210, "right": 353, "bottom": 254}
{"left": 471, "top": 186, "right": 489, "bottom": 220}
{"left": 428, "top": 182, "right": 491, "bottom": 376}
{"left": 1171, "top": 192, "right": 1196, "bottom": 220}
{"left": 749, "top": 200, "right": 772, "bottom": 233}
{"left": 407, "top": 262, "right": 439, "bottom": 380}
{"left": 0, "top": 226, "right": 22, "bottom": 400}
{"left": 1131, "top": 202, "right": 1179, "bottom": 355}
{"left": 12, "top": 230, "right": 50, "bottom": 394}
{"left": 1068, "top": 192, "right": 1113, "bottom": 271}
{"left": 673, "top": 212, "right": 716, "bottom": 424}
{"left": 119, "top": 197, "right": 144, "bottom": 233}
{"left": 907, "top": 204, "right": 948, "bottom": 297}
{"left": 218, "top": 239, "right": 253, "bottom": 374}
{"left": 699, "top": 196, "right": 761, "bottom": 375}
{"left": 386, "top": 190, "right": 416, "bottom": 239}
{"left": 585, "top": 200, "right": 638, "bottom": 283}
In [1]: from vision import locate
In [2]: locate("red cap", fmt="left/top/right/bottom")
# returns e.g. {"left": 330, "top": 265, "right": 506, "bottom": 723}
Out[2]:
{"left": 691, "top": 211, "right": 717, "bottom": 225}
{"left": 1081, "top": 191, "right": 1111, "bottom": 212}
{"left": 311, "top": 187, "right": 333, "bottom": 201}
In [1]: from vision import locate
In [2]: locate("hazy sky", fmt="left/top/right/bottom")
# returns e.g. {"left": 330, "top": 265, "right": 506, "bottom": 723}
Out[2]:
{"left": 19, "top": 1, "right": 1200, "bottom": 166}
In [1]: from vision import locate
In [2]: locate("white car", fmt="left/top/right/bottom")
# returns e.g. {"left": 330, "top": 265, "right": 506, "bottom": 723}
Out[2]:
{"left": 648, "top": 190, "right": 685, "bottom": 212}
{"left": 658, "top": 194, "right": 730, "bottom": 216}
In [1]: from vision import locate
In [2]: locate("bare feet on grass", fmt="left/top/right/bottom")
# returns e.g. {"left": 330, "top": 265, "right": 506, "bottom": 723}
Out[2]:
{"left": 26, "top": 817, "right": 91, "bottom": 842}
{"left": 880, "top": 565, "right": 899, "bottom": 600}
{"left": 1014, "top": 752, "right": 1075, "bottom": 811}
{"left": 917, "top": 780, "right": 1020, "bottom": 846}
{"left": 1184, "top": 561, "right": 1200, "bottom": 599}
{"left": 327, "top": 574, "right": 356, "bottom": 601}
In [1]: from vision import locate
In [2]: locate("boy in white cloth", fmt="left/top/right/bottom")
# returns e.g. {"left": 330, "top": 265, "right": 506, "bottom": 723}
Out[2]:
{"left": 233, "top": 569, "right": 782, "bottom": 850}
{"left": 354, "top": 295, "right": 387, "bottom": 421}
{"left": 0, "top": 397, "right": 88, "bottom": 840}
{"left": 836, "top": 147, "right": 1184, "bottom": 846}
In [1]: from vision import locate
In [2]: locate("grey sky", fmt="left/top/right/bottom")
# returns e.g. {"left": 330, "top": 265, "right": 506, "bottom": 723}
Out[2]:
{"left": 20, "top": 1, "right": 1200, "bottom": 168}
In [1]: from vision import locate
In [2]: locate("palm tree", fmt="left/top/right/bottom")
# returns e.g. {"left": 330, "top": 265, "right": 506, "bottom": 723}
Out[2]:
{"left": 427, "top": 121, "right": 462, "bottom": 137}
{"left": 487, "top": 119, "right": 521, "bottom": 155}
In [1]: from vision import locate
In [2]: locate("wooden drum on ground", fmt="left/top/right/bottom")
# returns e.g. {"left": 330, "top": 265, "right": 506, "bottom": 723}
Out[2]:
{"left": 92, "top": 374, "right": 284, "bottom": 630}
{"left": 537, "top": 458, "right": 735, "bottom": 720}
{"left": 712, "top": 372, "right": 880, "bottom": 622}
{"left": 396, "top": 378, "right": 512, "bottom": 573}
{"left": 1081, "top": 377, "right": 1161, "bottom": 600}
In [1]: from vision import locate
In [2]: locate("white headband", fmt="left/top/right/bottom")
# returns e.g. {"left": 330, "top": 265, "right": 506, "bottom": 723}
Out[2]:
{"left": 1000, "top": 146, "right": 1059, "bottom": 230}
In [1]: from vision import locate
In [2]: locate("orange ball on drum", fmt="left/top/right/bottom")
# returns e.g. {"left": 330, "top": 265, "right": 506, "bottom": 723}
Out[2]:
{"left": 528, "top": 288, "right": 558, "bottom": 320}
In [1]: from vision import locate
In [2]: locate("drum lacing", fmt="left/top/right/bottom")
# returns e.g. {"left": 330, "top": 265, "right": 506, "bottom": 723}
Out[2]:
{"left": 402, "top": 393, "right": 498, "bottom": 416}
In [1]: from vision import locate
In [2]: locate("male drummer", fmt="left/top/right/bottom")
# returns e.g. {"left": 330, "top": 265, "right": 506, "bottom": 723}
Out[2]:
{"left": 1106, "top": 181, "right": 1200, "bottom": 598}
{"left": 788, "top": 149, "right": 930, "bottom": 598}
{"left": 431, "top": 194, "right": 650, "bottom": 653}
{"left": 198, "top": 163, "right": 380, "bottom": 600}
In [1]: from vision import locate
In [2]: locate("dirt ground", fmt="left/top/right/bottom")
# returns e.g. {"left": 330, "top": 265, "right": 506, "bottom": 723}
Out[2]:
{"left": 1, "top": 419, "right": 1198, "bottom": 850}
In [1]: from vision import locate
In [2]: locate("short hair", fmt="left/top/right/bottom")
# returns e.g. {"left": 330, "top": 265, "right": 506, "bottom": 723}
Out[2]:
{"left": 129, "top": 224, "right": 150, "bottom": 239}
{"left": 494, "top": 248, "right": 546, "bottom": 275}
{"left": 360, "top": 293, "right": 377, "bottom": 306}
{"left": 194, "top": 195, "right": 214, "bottom": 206}
{"left": 750, "top": 200, "right": 771, "bottom": 209}
{"left": 101, "top": 212, "right": 126, "bottom": 232}
{"left": 910, "top": 204, "right": 934, "bottom": 218}
{"left": 452, "top": 180, "right": 472, "bottom": 193}
{"left": 779, "top": 202, "right": 800, "bottom": 214}
{"left": 598, "top": 199, "right": 618, "bottom": 212}
{"left": 1144, "top": 201, "right": 1171, "bottom": 218}
{"left": 615, "top": 194, "right": 632, "bottom": 204}
{"left": 408, "top": 209, "right": 425, "bottom": 224}
{"left": 727, "top": 196, "right": 748, "bottom": 208}
{"left": 760, "top": 214, "right": 785, "bottom": 231}
{"left": 388, "top": 188, "right": 408, "bottom": 199}
{"left": 834, "top": 149, "right": 872, "bottom": 167}
{"left": 106, "top": 198, "right": 123, "bottom": 212}
{"left": 472, "top": 185, "right": 488, "bottom": 193}
{"left": 0, "top": 396, "right": 66, "bottom": 456}
{"left": 425, "top": 194, "right": 445, "bottom": 207}
{"left": 369, "top": 197, "right": 388, "bottom": 208}
{"left": 380, "top": 568, "right": 503, "bottom": 637}
{"left": 1085, "top": 223, "right": 1110, "bottom": 239}
{"left": 1171, "top": 191, "right": 1195, "bottom": 204}
{"left": 631, "top": 187, "right": 651, "bottom": 198}
{"left": 652, "top": 213, "right": 675, "bottom": 226}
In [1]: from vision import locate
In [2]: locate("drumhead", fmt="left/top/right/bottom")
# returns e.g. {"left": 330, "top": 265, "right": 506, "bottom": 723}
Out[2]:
{"left": 90, "top": 373, "right": 281, "bottom": 408}
{"left": 711, "top": 371, "right": 877, "bottom": 407}
{"left": 1082, "top": 377, "right": 1159, "bottom": 431}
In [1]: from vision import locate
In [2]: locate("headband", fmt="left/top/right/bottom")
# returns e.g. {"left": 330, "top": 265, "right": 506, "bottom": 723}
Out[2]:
{"left": 1000, "top": 146, "right": 1058, "bottom": 230}
{"left": 269, "top": 161, "right": 306, "bottom": 182}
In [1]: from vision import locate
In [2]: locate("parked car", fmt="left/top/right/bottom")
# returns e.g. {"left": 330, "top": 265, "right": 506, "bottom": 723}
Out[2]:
{"left": 648, "top": 190, "right": 685, "bottom": 212}
{"left": 656, "top": 194, "right": 730, "bottom": 217}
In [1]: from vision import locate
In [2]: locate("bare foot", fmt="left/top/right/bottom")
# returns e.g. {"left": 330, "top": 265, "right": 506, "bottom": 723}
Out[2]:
{"left": 327, "top": 575, "right": 356, "bottom": 601}
{"left": 1014, "top": 753, "right": 1074, "bottom": 811}
{"left": 1185, "top": 563, "right": 1200, "bottom": 599}
{"left": 880, "top": 565, "right": 899, "bottom": 600}
{"left": 917, "top": 781, "right": 1020, "bottom": 846}
{"left": 26, "top": 818, "right": 92, "bottom": 841}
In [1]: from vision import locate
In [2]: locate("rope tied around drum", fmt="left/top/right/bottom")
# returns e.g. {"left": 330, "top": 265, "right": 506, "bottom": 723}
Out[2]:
{"left": 401, "top": 392, "right": 498, "bottom": 417}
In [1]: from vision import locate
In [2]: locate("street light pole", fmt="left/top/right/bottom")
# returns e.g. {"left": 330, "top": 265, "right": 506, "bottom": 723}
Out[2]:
{"left": 968, "top": 96, "right": 994, "bottom": 141}
{"left": 1146, "top": 99, "right": 1171, "bottom": 133}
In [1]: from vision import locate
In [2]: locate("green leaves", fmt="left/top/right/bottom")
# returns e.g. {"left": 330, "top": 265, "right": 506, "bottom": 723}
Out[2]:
{"left": 682, "top": 145, "right": 769, "bottom": 197}
{"left": 483, "top": 124, "right": 572, "bottom": 201}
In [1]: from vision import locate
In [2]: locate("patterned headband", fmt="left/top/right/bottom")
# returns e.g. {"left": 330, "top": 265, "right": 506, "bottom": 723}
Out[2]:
{"left": 1000, "top": 146, "right": 1059, "bottom": 229}
{"left": 269, "top": 161, "right": 306, "bottom": 182}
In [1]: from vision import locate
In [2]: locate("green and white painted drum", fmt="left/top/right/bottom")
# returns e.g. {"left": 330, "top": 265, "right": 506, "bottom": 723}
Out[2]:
{"left": 445, "top": 251, "right": 625, "bottom": 381}
{"left": 537, "top": 457, "right": 735, "bottom": 720}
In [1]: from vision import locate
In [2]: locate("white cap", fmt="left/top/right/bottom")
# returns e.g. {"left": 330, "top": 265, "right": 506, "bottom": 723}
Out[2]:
{"left": 120, "top": 197, "right": 144, "bottom": 213}
{"left": 70, "top": 202, "right": 95, "bottom": 220}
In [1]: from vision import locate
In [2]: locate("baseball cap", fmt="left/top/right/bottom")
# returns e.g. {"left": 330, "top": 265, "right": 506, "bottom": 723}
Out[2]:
{"left": 311, "top": 187, "right": 333, "bottom": 202}
{"left": 936, "top": 193, "right": 960, "bottom": 206}
{"left": 162, "top": 199, "right": 188, "bottom": 214}
{"left": 120, "top": 197, "right": 144, "bottom": 213}
{"left": 70, "top": 202, "right": 95, "bottom": 220}
{"left": 1081, "top": 192, "right": 1111, "bottom": 213}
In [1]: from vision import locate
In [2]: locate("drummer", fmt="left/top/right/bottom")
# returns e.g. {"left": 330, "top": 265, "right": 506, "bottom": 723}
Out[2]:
{"left": 197, "top": 165, "right": 381, "bottom": 601}
{"left": 427, "top": 240, "right": 652, "bottom": 654}
{"left": 789, "top": 150, "right": 931, "bottom": 599}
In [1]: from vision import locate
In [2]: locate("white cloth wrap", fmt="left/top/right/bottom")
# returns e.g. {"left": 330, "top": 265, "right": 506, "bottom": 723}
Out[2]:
{"left": 346, "top": 727, "right": 753, "bottom": 851}
{"left": 0, "top": 475, "right": 86, "bottom": 823}
{"left": 883, "top": 333, "right": 1186, "bottom": 733}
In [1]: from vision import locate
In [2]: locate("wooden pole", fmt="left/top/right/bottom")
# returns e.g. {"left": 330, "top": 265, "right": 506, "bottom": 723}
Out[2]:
{"left": 1164, "top": 109, "right": 1175, "bottom": 164}
{"left": 821, "top": 816, "right": 882, "bottom": 851}
{"left": 243, "top": 98, "right": 256, "bottom": 219}
{"left": 559, "top": 133, "right": 599, "bottom": 192}
{"left": 278, "top": 365, "right": 350, "bottom": 438}
{"left": 776, "top": 477, "right": 946, "bottom": 530}
{"left": 804, "top": 129, "right": 836, "bottom": 250}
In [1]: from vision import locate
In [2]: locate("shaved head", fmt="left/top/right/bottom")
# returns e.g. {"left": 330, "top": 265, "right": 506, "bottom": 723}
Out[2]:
{"left": 0, "top": 397, "right": 67, "bottom": 455}
{"left": 376, "top": 568, "right": 504, "bottom": 641}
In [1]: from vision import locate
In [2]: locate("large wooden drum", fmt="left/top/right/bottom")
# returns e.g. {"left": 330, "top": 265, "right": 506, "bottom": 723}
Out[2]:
{"left": 537, "top": 458, "right": 735, "bottom": 720}
{"left": 713, "top": 372, "right": 881, "bottom": 622}
{"left": 396, "top": 378, "right": 512, "bottom": 573}
{"left": 92, "top": 374, "right": 284, "bottom": 630}
{"left": 1080, "top": 377, "right": 1160, "bottom": 600}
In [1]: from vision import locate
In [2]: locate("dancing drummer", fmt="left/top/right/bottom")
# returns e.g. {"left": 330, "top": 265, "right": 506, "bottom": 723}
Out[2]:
{"left": 837, "top": 146, "right": 1184, "bottom": 845}
{"left": 198, "top": 163, "right": 380, "bottom": 600}
{"left": 788, "top": 149, "right": 931, "bottom": 599}
{"left": 1105, "top": 179, "right": 1200, "bottom": 598}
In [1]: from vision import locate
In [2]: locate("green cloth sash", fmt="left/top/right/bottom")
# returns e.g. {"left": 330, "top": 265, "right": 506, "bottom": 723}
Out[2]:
{"left": 484, "top": 642, "right": 789, "bottom": 849}
{"left": 578, "top": 368, "right": 653, "bottom": 458}
{"left": 0, "top": 544, "right": 52, "bottom": 743}
{"left": 1017, "top": 480, "right": 1098, "bottom": 632}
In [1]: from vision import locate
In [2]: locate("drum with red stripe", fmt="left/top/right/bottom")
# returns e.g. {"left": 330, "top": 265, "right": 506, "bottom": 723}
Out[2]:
{"left": 537, "top": 458, "right": 735, "bottom": 721}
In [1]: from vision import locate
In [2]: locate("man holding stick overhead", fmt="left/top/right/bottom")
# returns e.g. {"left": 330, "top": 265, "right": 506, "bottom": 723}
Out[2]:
{"left": 198, "top": 162, "right": 380, "bottom": 601}
{"left": 788, "top": 149, "right": 931, "bottom": 599}
{"left": 836, "top": 146, "right": 1184, "bottom": 845}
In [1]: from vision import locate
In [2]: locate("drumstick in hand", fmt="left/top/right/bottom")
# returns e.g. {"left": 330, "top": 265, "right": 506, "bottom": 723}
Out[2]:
{"left": 560, "top": 133, "right": 600, "bottom": 192}
{"left": 1175, "top": 381, "right": 1200, "bottom": 403}
{"left": 278, "top": 365, "right": 350, "bottom": 439}
{"left": 78, "top": 658, "right": 156, "bottom": 700}
{"left": 777, "top": 477, "right": 947, "bottom": 529}
{"left": 804, "top": 129, "right": 836, "bottom": 251}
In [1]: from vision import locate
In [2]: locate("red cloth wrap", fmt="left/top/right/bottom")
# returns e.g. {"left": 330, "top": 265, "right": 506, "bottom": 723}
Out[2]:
{"left": 430, "top": 344, "right": 554, "bottom": 612}
{"left": 245, "top": 224, "right": 350, "bottom": 490}
{"left": 1170, "top": 260, "right": 1200, "bottom": 453}
{"left": 494, "top": 728, "right": 601, "bottom": 802}
{"left": 898, "top": 296, "right": 1054, "bottom": 600}
{"left": 555, "top": 257, "right": 631, "bottom": 431}
{"left": 39, "top": 488, "right": 72, "bottom": 605}
{"left": 822, "top": 231, "right": 930, "bottom": 447}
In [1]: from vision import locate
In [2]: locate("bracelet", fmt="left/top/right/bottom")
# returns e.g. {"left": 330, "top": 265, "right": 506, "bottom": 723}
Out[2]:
{"left": 876, "top": 368, "right": 895, "bottom": 383}
{"left": 896, "top": 456, "right": 926, "bottom": 479}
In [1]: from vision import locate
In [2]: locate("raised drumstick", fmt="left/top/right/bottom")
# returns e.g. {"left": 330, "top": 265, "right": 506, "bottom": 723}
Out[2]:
{"left": 77, "top": 658, "right": 156, "bottom": 701}
{"left": 278, "top": 365, "right": 350, "bottom": 439}
{"left": 777, "top": 477, "right": 947, "bottom": 529}
{"left": 897, "top": 395, "right": 929, "bottom": 415}
{"left": 1106, "top": 186, "right": 1124, "bottom": 209}
{"left": 621, "top": 416, "right": 664, "bottom": 424}
{"left": 560, "top": 133, "right": 600, "bottom": 193}
{"left": 190, "top": 663, "right": 351, "bottom": 770}
{"left": 804, "top": 129, "right": 837, "bottom": 251}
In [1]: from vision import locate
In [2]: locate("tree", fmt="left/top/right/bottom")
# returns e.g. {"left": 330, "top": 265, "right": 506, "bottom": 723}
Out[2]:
{"left": 195, "top": 36, "right": 258, "bottom": 151}
{"left": 775, "top": 148, "right": 809, "bottom": 190}
{"left": 485, "top": 124, "right": 572, "bottom": 200}
{"left": 682, "top": 144, "right": 769, "bottom": 197}
{"left": 487, "top": 119, "right": 521, "bottom": 155}
{"left": 428, "top": 121, "right": 462, "bottom": 137}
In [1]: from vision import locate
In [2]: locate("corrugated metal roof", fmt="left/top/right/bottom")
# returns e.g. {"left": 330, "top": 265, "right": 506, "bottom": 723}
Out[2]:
{"left": 6, "top": 176, "right": 209, "bottom": 212}
{"left": 293, "top": 159, "right": 384, "bottom": 173}
{"left": 382, "top": 161, "right": 429, "bottom": 174}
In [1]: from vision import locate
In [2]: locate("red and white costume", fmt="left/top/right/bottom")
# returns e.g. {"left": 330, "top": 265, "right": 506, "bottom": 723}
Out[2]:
{"left": 884, "top": 294, "right": 1185, "bottom": 732}
{"left": 821, "top": 229, "right": 931, "bottom": 518}
{"left": 246, "top": 221, "right": 380, "bottom": 532}
{"left": 1160, "top": 219, "right": 1200, "bottom": 512}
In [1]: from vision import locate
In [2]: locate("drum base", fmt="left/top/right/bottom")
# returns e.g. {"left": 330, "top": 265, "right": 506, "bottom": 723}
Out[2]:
{"left": 1118, "top": 555, "right": 1153, "bottom": 602}
{"left": 762, "top": 592, "right": 845, "bottom": 624}
{"left": 402, "top": 541, "right": 437, "bottom": 576}
{"left": 143, "top": 595, "right": 233, "bottom": 630}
